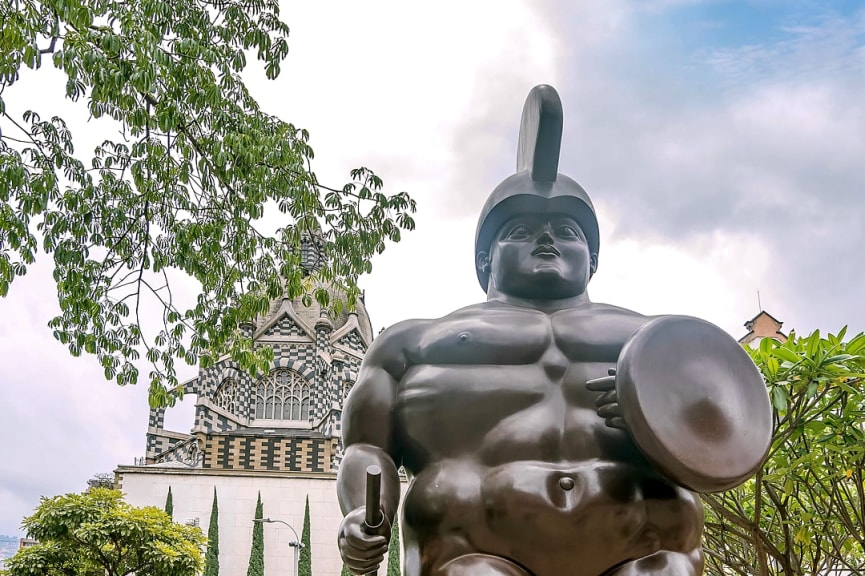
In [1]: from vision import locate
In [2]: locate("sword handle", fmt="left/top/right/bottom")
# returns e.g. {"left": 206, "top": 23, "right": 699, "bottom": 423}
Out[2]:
{"left": 364, "top": 465, "right": 383, "bottom": 529}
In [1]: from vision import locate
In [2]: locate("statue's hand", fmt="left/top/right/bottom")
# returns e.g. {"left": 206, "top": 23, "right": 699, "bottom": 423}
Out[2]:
{"left": 338, "top": 507, "right": 390, "bottom": 575}
{"left": 586, "top": 368, "right": 628, "bottom": 432}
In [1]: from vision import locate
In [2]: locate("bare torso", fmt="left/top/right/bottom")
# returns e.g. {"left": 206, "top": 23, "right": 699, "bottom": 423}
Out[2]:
{"left": 386, "top": 301, "right": 703, "bottom": 576}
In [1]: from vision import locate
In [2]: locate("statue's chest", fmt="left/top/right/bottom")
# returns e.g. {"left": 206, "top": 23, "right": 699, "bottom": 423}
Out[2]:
{"left": 411, "top": 309, "right": 621, "bottom": 367}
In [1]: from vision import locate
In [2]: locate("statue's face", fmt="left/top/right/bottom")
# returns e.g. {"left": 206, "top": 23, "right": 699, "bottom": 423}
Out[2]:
{"left": 484, "top": 213, "right": 596, "bottom": 299}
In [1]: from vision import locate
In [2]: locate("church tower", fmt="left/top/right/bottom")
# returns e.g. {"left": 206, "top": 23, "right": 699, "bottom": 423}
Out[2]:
{"left": 143, "top": 231, "right": 372, "bottom": 472}
{"left": 118, "top": 235, "right": 378, "bottom": 576}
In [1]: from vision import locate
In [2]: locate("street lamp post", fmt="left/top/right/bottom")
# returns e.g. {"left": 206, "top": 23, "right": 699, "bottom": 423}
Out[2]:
{"left": 253, "top": 517, "right": 304, "bottom": 576}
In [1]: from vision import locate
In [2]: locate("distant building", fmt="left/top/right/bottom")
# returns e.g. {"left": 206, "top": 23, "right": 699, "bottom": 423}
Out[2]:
{"left": 739, "top": 311, "right": 787, "bottom": 346}
{"left": 18, "top": 538, "right": 37, "bottom": 549}
{"left": 116, "top": 234, "right": 388, "bottom": 576}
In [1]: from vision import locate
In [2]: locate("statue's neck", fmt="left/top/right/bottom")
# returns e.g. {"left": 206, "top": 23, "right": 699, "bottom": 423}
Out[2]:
{"left": 486, "top": 289, "right": 592, "bottom": 313}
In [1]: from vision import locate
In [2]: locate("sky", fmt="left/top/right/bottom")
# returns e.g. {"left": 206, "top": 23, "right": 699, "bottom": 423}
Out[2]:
{"left": 2, "top": 0, "right": 865, "bottom": 536}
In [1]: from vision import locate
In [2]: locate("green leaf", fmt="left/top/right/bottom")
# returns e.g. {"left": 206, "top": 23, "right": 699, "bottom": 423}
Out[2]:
{"left": 771, "top": 386, "right": 787, "bottom": 411}
{"left": 0, "top": 0, "right": 416, "bottom": 406}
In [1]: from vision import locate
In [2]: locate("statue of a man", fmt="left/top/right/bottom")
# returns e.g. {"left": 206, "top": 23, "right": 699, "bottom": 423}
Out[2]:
{"left": 336, "top": 85, "right": 770, "bottom": 576}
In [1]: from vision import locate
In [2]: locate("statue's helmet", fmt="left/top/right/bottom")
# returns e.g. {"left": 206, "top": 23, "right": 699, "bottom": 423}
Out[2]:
{"left": 475, "top": 84, "right": 599, "bottom": 292}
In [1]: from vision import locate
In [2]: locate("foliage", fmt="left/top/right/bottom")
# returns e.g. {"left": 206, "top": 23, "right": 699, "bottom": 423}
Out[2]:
{"left": 299, "top": 495, "right": 312, "bottom": 576}
{"left": 0, "top": 0, "right": 416, "bottom": 407}
{"left": 387, "top": 514, "right": 401, "bottom": 576}
{"left": 246, "top": 492, "right": 264, "bottom": 576}
{"left": 203, "top": 488, "right": 218, "bottom": 576}
{"left": 86, "top": 472, "right": 113, "bottom": 489}
{"left": 342, "top": 564, "right": 353, "bottom": 576}
{"left": 164, "top": 486, "right": 172, "bottom": 519}
{"left": 703, "top": 329, "right": 865, "bottom": 576}
{"left": 0, "top": 488, "right": 204, "bottom": 576}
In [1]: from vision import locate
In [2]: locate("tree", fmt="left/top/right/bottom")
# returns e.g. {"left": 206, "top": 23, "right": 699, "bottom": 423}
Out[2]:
{"left": 387, "top": 514, "right": 401, "bottom": 576}
{"left": 164, "top": 486, "right": 173, "bottom": 519}
{"left": 0, "top": 0, "right": 416, "bottom": 408}
{"left": 1, "top": 487, "right": 203, "bottom": 576}
{"left": 86, "top": 472, "right": 113, "bottom": 489}
{"left": 246, "top": 492, "right": 264, "bottom": 576}
{"left": 703, "top": 329, "right": 865, "bottom": 576}
{"left": 299, "top": 495, "right": 312, "bottom": 576}
{"left": 203, "top": 488, "right": 219, "bottom": 576}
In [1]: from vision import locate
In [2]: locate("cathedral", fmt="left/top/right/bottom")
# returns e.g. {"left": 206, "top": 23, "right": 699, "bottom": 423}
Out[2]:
{"left": 116, "top": 236, "right": 387, "bottom": 576}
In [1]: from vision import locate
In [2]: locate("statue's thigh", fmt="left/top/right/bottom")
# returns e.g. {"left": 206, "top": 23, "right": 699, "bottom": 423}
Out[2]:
{"left": 433, "top": 553, "right": 532, "bottom": 576}
{"left": 605, "top": 549, "right": 704, "bottom": 576}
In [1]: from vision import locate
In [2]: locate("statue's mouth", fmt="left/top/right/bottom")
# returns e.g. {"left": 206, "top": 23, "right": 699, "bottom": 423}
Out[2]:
{"left": 532, "top": 246, "right": 560, "bottom": 257}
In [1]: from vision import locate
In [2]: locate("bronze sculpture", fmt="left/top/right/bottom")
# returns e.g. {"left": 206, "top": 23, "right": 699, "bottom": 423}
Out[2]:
{"left": 336, "top": 85, "right": 772, "bottom": 576}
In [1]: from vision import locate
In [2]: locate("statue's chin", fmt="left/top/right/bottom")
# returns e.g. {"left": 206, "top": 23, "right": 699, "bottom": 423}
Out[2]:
{"left": 503, "top": 282, "right": 588, "bottom": 301}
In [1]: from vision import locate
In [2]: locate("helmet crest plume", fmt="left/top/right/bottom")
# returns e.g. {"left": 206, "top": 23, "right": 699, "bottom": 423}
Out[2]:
{"left": 516, "top": 85, "right": 563, "bottom": 182}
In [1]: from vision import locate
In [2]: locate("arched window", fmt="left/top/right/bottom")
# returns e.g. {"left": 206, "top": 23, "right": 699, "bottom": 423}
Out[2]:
{"left": 343, "top": 380, "right": 355, "bottom": 399}
{"left": 213, "top": 378, "right": 238, "bottom": 414}
{"left": 254, "top": 369, "right": 311, "bottom": 421}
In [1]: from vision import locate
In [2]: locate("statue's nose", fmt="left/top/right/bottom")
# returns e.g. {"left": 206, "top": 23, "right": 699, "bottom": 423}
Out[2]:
{"left": 537, "top": 225, "right": 554, "bottom": 244}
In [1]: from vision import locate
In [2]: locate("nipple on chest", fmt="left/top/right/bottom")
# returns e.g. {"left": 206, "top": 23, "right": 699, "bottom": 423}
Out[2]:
{"left": 540, "top": 346, "right": 569, "bottom": 381}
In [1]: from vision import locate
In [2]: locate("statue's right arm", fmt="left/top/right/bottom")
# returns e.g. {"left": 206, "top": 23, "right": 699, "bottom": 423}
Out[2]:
{"left": 336, "top": 324, "right": 411, "bottom": 572}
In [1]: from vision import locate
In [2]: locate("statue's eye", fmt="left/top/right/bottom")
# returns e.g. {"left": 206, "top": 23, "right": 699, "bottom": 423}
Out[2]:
{"left": 558, "top": 225, "right": 580, "bottom": 238}
{"left": 506, "top": 225, "right": 531, "bottom": 239}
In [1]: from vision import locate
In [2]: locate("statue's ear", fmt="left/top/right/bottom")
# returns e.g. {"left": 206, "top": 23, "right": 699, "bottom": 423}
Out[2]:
{"left": 590, "top": 253, "right": 598, "bottom": 276}
{"left": 476, "top": 251, "right": 490, "bottom": 274}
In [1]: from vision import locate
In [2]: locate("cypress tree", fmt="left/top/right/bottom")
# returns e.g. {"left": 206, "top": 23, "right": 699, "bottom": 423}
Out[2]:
{"left": 204, "top": 487, "right": 219, "bottom": 576}
{"left": 246, "top": 492, "right": 264, "bottom": 576}
{"left": 299, "top": 495, "right": 312, "bottom": 576}
{"left": 164, "top": 486, "right": 173, "bottom": 519}
{"left": 387, "top": 514, "right": 401, "bottom": 576}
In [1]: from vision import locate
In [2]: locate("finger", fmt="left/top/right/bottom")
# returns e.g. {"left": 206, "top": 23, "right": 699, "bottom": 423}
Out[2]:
{"left": 605, "top": 417, "right": 627, "bottom": 431}
{"left": 343, "top": 528, "right": 388, "bottom": 548}
{"left": 586, "top": 375, "right": 616, "bottom": 391}
{"left": 348, "top": 557, "right": 383, "bottom": 573}
{"left": 598, "top": 403, "right": 622, "bottom": 419}
{"left": 344, "top": 537, "right": 388, "bottom": 555}
{"left": 344, "top": 554, "right": 385, "bottom": 574}
{"left": 348, "top": 556, "right": 383, "bottom": 572}
{"left": 347, "top": 563, "right": 380, "bottom": 576}
{"left": 594, "top": 390, "right": 617, "bottom": 407}
{"left": 341, "top": 537, "right": 389, "bottom": 557}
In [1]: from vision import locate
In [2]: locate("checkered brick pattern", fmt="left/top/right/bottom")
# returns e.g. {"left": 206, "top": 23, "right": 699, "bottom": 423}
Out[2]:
{"left": 201, "top": 434, "right": 339, "bottom": 472}
{"left": 154, "top": 437, "right": 203, "bottom": 467}
{"left": 146, "top": 433, "right": 189, "bottom": 461}
{"left": 197, "top": 405, "right": 243, "bottom": 434}
{"left": 322, "top": 352, "right": 365, "bottom": 466}
{"left": 262, "top": 315, "right": 307, "bottom": 337}
{"left": 313, "top": 323, "right": 333, "bottom": 423}
{"left": 195, "top": 363, "right": 257, "bottom": 424}
{"left": 270, "top": 344, "right": 317, "bottom": 375}
{"left": 335, "top": 330, "right": 367, "bottom": 355}
{"left": 142, "top": 296, "right": 375, "bottom": 474}
{"left": 148, "top": 407, "right": 165, "bottom": 428}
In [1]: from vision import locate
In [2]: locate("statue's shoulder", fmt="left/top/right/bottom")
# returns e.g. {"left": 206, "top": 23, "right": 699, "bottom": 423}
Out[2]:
{"left": 559, "top": 302, "right": 653, "bottom": 346}
{"left": 369, "top": 317, "right": 427, "bottom": 354}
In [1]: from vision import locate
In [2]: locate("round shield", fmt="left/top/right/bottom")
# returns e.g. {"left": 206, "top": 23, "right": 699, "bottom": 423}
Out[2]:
{"left": 616, "top": 315, "right": 772, "bottom": 493}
